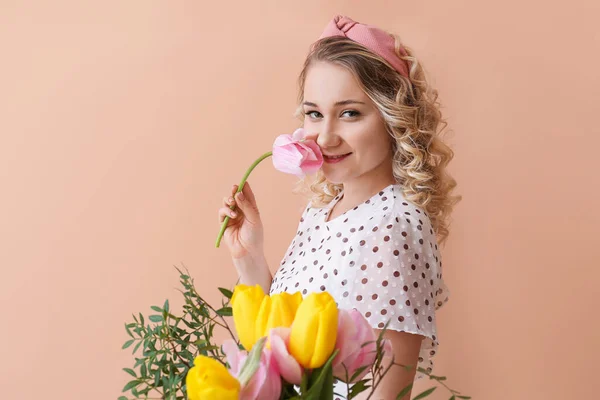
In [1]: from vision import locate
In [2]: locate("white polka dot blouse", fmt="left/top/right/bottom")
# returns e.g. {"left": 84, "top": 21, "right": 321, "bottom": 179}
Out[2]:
{"left": 269, "top": 183, "right": 451, "bottom": 385}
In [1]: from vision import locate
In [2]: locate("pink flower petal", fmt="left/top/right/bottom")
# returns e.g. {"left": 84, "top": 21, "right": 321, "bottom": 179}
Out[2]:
{"left": 269, "top": 328, "right": 303, "bottom": 385}
{"left": 239, "top": 361, "right": 266, "bottom": 400}
{"left": 238, "top": 347, "right": 282, "bottom": 400}
{"left": 257, "top": 350, "right": 282, "bottom": 400}
{"left": 332, "top": 309, "right": 378, "bottom": 383}
{"left": 297, "top": 142, "right": 323, "bottom": 173}
{"left": 273, "top": 134, "right": 295, "bottom": 147}
{"left": 333, "top": 310, "right": 358, "bottom": 368}
{"left": 272, "top": 144, "right": 304, "bottom": 176}
{"left": 272, "top": 131, "right": 323, "bottom": 177}
{"left": 291, "top": 128, "right": 307, "bottom": 141}
{"left": 222, "top": 339, "right": 246, "bottom": 376}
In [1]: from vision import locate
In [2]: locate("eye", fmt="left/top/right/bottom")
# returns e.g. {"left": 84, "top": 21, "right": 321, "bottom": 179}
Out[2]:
{"left": 341, "top": 110, "right": 360, "bottom": 117}
{"left": 304, "top": 110, "right": 322, "bottom": 119}
{"left": 303, "top": 110, "right": 360, "bottom": 119}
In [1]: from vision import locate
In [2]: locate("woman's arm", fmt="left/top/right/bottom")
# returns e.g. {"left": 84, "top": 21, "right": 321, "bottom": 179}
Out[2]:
{"left": 231, "top": 251, "right": 272, "bottom": 294}
{"left": 356, "top": 330, "right": 424, "bottom": 400}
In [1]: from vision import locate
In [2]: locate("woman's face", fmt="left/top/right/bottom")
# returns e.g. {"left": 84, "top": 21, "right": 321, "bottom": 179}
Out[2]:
{"left": 302, "top": 61, "right": 393, "bottom": 186}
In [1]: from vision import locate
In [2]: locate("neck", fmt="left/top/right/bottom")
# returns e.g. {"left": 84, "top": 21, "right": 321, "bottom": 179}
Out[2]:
{"left": 338, "top": 161, "right": 397, "bottom": 207}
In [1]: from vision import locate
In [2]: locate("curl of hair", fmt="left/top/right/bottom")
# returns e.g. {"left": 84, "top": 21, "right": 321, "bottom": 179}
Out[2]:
{"left": 291, "top": 35, "right": 462, "bottom": 247}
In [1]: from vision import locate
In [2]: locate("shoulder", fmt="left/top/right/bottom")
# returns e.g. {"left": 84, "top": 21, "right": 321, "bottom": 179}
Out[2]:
{"left": 374, "top": 186, "right": 435, "bottom": 237}
{"left": 366, "top": 188, "right": 442, "bottom": 269}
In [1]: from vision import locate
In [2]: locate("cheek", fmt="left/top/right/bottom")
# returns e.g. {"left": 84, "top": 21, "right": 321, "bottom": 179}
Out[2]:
{"left": 350, "top": 126, "right": 391, "bottom": 157}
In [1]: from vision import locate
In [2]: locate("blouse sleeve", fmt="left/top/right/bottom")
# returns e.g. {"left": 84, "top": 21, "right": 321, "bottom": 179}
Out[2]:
{"left": 338, "top": 205, "right": 450, "bottom": 378}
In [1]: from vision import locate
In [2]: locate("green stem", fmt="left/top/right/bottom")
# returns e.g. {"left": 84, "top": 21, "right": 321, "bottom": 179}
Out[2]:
{"left": 215, "top": 150, "right": 273, "bottom": 248}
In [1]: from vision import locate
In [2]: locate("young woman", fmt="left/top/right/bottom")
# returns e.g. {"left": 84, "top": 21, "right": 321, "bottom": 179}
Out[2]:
{"left": 218, "top": 15, "right": 461, "bottom": 399}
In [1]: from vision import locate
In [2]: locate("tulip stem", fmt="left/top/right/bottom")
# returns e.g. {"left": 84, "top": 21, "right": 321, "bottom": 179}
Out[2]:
{"left": 215, "top": 151, "right": 273, "bottom": 248}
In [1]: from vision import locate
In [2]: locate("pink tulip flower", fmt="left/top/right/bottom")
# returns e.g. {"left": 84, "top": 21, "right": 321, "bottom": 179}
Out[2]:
{"left": 268, "top": 327, "right": 303, "bottom": 385}
{"left": 272, "top": 128, "right": 323, "bottom": 177}
{"left": 216, "top": 127, "right": 322, "bottom": 248}
{"left": 222, "top": 339, "right": 282, "bottom": 400}
{"left": 332, "top": 309, "right": 381, "bottom": 383}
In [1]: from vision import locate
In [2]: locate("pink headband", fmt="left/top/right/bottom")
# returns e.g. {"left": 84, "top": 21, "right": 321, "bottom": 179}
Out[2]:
{"left": 313, "top": 15, "right": 410, "bottom": 78}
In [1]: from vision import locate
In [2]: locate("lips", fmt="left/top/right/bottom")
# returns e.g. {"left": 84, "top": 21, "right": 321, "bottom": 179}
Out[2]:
{"left": 324, "top": 152, "right": 352, "bottom": 159}
{"left": 323, "top": 152, "right": 352, "bottom": 164}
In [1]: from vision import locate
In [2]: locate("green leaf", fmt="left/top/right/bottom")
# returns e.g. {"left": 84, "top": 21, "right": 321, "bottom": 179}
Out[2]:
{"left": 118, "top": 397, "right": 128, "bottom": 400}
{"left": 395, "top": 382, "right": 414, "bottom": 399}
{"left": 122, "top": 379, "right": 140, "bottom": 392}
{"left": 216, "top": 307, "right": 232, "bottom": 316}
{"left": 304, "top": 349, "right": 338, "bottom": 400}
{"left": 300, "top": 370, "right": 309, "bottom": 393}
{"left": 149, "top": 315, "right": 163, "bottom": 323}
{"left": 238, "top": 337, "right": 266, "bottom": 386}
{"left": 320, "top": 363, "right": 334, "bottom": 400}
{"left": 218, "top": 287, "right": 233, "bottom": 299}
{"left": 154, "top": 369, "right": 160, "bottom": 387}
{"left": 456, "top": 396, "right": 471, "bottom": 399}
{"left": 164, "top": 299, "right": 170, "bottom": 313}
{"left": 412, "top": 387, "right": 437, "bottom": 399}
{"left": 122, "top": 368, "right": 137, "bottom": 378}
{"left": 348, "top": 365, "right": 369, "bottom": 382}
{"left": 151, "top": 306, "right": 162, "bottom": 312}
{"left": 348, "top": 379, "right": 370, "bottom": 398}
{"left": 125, "top": 323, "right": 134, "bottom": 338}
{"left": 132, "top": 340, "right": 143, "bottom": 354}
{"left": 197, "top": 344, "right": 220, "bottom": 354}
{"left": 122, "top": 339, "right": 135, "bottom": 349}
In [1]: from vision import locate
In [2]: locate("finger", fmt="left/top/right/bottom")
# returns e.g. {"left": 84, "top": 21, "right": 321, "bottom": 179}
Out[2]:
{"left": 235, "top": 190, "right": 259, "bottom": 224}
{"left": 224, "top": 195, "right": 235, "bottom": 208}
{"left": 219, "top": 207, "right": 239, "bottom": 223}
{"left": 241, "top": 181, "right": 258, "bottom": 207}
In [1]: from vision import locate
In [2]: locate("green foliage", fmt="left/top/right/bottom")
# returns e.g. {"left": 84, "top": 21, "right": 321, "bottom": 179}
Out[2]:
{"left": 304, "top": 350, "right": 338, "bottom": 400}
{"left": 120, "top": 266, "right": 237, "bottom": 400}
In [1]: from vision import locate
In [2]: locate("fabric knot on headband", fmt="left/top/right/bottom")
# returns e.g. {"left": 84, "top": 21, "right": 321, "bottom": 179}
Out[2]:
{"left": 313, "top": 15, "right": 410, "bottom": 78}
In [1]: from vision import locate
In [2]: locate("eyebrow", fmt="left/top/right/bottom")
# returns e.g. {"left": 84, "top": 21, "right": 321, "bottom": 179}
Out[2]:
{"left": 302, "top": 99, "right": 366, "bottom": 107}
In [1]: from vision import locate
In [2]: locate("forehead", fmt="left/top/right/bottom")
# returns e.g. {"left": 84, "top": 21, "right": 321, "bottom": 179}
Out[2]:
{"left": 303, "top": 61, "right": 367, "bottom": 105}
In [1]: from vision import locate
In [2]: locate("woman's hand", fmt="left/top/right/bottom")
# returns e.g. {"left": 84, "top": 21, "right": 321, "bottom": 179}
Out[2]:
{"left": 218, "top": 181, "right": 265, "bottom": 260}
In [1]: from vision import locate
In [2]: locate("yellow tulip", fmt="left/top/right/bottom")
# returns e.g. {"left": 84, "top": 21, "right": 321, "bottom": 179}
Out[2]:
{"left": 186, "top": 355, "right": 240, "bottom": 400}
{"left": 289, "top": 292, "right": 338, "bottom": 369}
{"left": 231, "top": 284, "right": 266, "bottom": 350}
{"left": 255, "top": 291, "right": 303, "bottom": 340}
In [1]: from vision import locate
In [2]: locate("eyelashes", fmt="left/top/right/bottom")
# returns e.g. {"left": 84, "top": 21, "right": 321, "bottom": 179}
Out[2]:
{"left": 304, "top": 110, "right": 361, "bottom": 119}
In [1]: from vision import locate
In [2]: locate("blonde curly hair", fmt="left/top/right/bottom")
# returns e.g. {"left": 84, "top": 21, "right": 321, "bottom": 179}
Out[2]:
{"left": 292, "top": 36, "right": 462, "bottom": 247}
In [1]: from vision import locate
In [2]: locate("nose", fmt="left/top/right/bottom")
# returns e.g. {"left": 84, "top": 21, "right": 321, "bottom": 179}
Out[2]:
{"left": 305, "top": 122, "right": 341, "bottom": 148}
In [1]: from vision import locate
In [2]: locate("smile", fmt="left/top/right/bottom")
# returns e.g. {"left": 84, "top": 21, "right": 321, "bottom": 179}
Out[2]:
{"left": 323, "top": 153, "right": 352, "bottom": 163}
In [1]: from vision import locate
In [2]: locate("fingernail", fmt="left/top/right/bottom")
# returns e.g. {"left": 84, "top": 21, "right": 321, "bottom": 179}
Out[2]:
{"left": 237, "top": 192, "right": 245, "bottom": 201}
{"left": 229, "top": 197, "right": 234, "bottom": 203}
{"left": 231, "top": 211, "right": 237, "bottom": 217}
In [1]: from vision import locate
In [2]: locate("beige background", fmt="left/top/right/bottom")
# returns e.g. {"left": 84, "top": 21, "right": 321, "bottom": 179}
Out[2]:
{"left": 1, "top": 1, "right": 598, "bottom": 399}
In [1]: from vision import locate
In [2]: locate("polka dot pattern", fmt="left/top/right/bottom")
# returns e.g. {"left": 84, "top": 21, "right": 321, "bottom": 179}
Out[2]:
{"left": 269, "top": 183, "right": 450, "bottom": 388}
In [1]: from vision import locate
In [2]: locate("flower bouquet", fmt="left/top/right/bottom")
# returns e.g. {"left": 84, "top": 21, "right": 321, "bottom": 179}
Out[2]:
{"left": 120, "top": 268, "right": 470, "bottom": 400}
{"left": 120, "top": 127, "right": 470, "bottom": 399}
